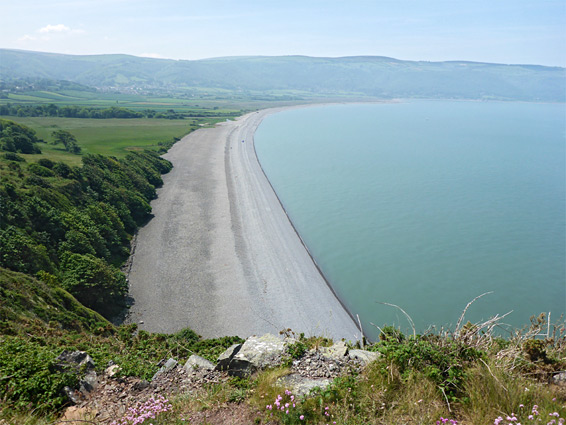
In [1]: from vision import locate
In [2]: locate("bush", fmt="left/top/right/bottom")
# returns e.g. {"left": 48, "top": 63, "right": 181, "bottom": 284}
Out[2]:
{"left": 60, "top": 252, "right": 127, "bottom": 317}
{"left": 28, "top": 162, "right": 55, "bottom": 177}
{"left": 0, "top": 336, "right": 78, "bottom": 413}
{"left": 3, "top": 152, "right": 25, "bottom": 162}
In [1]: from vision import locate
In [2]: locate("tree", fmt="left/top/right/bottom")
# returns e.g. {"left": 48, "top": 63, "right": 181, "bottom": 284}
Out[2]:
{"left": 60, "top": 252, "right": 127, "bottom": 317}
{"left": 51, "top": 130, "right": 81, "bottom": 154}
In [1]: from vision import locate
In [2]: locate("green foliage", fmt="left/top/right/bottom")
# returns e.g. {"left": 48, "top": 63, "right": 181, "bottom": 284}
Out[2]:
{"left": 4, "top": 151, "right": 25, "bottom": 162}
{"left": 375, "top": 330, "right": 484, "bottom": 401}
{"left": 0, "top": 119, "right": 41, "bottom": 154}
{"left": 0, "top": 226, "right": 54, "bottom": 274}
{"left": 0, "top": 268, "right": 245, "bottom": 414}
{"left": 0, "top": 336, "right": 78, "bottom": 413}
{"left": 50, "top": 129, "right": 81, "bottom": 154}
{"left": 28, "top": 162, "right": 55, "bottom": 177}
{"left": 0, "top": 125, "right": 172, "bottom": 318}
{"left": 59, "top": 252, "right": 127, "bottom": 316}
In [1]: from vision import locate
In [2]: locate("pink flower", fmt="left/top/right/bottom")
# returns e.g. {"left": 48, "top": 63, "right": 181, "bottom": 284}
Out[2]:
{"left": 300, "top": 415, "right": 304, "bottom": 420}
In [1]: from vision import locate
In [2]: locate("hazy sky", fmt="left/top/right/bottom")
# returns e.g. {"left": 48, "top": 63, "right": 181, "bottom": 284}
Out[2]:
{"left": 2, "top": 0, "right": 565, "bottom": 66}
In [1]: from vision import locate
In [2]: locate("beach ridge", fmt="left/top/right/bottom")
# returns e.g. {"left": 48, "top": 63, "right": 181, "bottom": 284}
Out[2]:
{"left": 126, "top": 108, "right": 360, "bottom": 341}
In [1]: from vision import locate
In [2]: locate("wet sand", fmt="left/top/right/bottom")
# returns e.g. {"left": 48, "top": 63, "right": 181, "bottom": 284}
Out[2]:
{"left": 126, "top": 109, "right": 361, "bottom": 341}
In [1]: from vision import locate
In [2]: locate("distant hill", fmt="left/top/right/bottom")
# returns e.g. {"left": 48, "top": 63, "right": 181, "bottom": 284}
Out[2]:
{"left": 1, "top": 49, "right": 564, "bottom": 101}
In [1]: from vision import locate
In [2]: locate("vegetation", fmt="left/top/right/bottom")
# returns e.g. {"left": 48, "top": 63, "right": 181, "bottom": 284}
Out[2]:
{"left": 0, "top": 103, "right": 237, "bottom": 120}
{"left": 50, "top": 129, "right": 81, "bottom": 154}
{"left": 0, "top": 102, "right": 563, "bottom": 423}
{"left": 0, "top": 119, "right": 42, "bottom": 154}
{"left": 0, "top": 268, "right": 244, "bottom": 414}
{"left": 1, "top": 49, "right": 564, "bottom": 102}
{"left": 0, "top": 120, "right": 174, "bottom": 316}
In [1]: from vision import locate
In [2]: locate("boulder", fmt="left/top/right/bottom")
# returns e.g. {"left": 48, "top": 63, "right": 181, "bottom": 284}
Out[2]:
{"left": 152, "top": 358, "right": 178, "bottom": 381}
{"left": 79, "top": 370, "right": 98, "bottom": 394}
{"left": 348, "top": 349, "right": 381, "bottom": 366}
{"left": 552, "top": 371, "right": 566, "bottom": 386}
{"left": 277, "top": 373, "right": 333, "bottom": 397}
{"left": 55, "top": 350, "right": 95, "bottom": 372}
{"left": 185, "top": 354, "right": 216, "bottom": 372}
{"left": 320, "top": 341, "right": 348, "bottom": 361}
{"left": 228, "top": 334, "right": 286, "bottom": 377}
{"left": 215, "top": 343, "right": 243, "bottom": 371}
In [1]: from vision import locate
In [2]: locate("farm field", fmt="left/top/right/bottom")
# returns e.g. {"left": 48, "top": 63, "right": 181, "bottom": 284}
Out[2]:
{"left": 6, "top": 116, "right": 230, "bottom": 165}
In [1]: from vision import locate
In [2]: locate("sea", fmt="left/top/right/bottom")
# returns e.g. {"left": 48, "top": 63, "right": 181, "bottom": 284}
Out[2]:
{"left": 254, "top": 101, "right": 566, "bottom": 340}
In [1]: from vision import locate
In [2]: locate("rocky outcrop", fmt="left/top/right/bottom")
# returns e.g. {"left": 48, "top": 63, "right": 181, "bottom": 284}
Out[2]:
{"left": 213, "top": 334, "right": 381, "bottom": 395}
{"left": 185, "top": 354, "right": 216, "bottom": 372}
{"left": 59, "top": 334, "right": 381, "bottom": 414}
{"left": 223, "top": 334, "right": 286, "bottom": 377}
{"left": 152, "top": 358, "right": 178, "bottom": 380}
{"left": 349, "top": 349, "right": 381, "bottom": 366}
{"left": 54, "top": 350, "right": 98, "bottom": 404}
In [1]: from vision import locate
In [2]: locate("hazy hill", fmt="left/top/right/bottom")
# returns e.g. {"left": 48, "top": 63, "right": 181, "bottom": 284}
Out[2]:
{"left": 1, "top": 49, "right": 564, "bottom": 101}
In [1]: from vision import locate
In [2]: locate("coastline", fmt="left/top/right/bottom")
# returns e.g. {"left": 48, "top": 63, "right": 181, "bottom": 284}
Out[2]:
{"left": 126, "top": 107, "right": 361, "bottom": 341}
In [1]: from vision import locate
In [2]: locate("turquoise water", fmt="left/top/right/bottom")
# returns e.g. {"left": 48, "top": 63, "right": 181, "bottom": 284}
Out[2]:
{"left": 254, "top": 101, "right": 566, "bottom": 339}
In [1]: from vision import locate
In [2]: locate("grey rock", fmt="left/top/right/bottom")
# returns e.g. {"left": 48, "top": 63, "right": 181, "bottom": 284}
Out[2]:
{"left": 185, "top": 355, "right": 216, "bottom": 372}
{"left": 320, "top": 341, "right": 348, "bottom": 360}
{"left": 277, "top": 373, "right": 332, "bottom": 397}
{"left": 152, "top": 358, "right": 178, "bottom": 380}
{"left": 552, "top": 371, "right": 566, "bottom": 386}
{"left": 79, "top": 371, "right": 98, "bottom": 393}
{"left": 348, "top": 349, "right": 381, "bottom": 366}
{"left": 228, "top": 334, "right": 286, "bottom": 377}
{"left": 132, "top": 380, "right": 150, "bottom": 391}
{"left": 63, "top": 386, "right": 82, "bottom": 404}
{"left": 55, "top": 351, "right": 95, "bottom": 372}
{"left": 215, "top": 343, "right": 243, "bottom": 371}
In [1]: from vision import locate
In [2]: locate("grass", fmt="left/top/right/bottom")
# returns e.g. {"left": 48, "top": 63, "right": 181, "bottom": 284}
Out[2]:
{"left": 6, "top": 116, "right": 213, "bottom": 163}
{"left": 1, "top": 266, "right": 565, "bottom": 423}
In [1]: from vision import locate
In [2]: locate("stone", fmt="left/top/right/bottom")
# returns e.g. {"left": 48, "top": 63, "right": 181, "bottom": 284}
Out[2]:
{"left": 277, "top": 373, "right": 332, "bottom": 397}
{"left": 228, "top": 334, "right": 286, "bottom": 377}
{"left": 61, "top": 406, "right": 97, "bottom": 424}
{"left": 132, "top": 380, "right": 150, "bottom": 391}
{"left": 552, "top": 371, "right": 566, "bottom": 386}
{"left": 79, "top": 371, "right": 98, "bottom": 394}
{"left": 63, "top": 386, "right": 82, "bottom": 404}
{"left": 105, "top": 364, "right": 121, "bottom": 377}
{"left": 152, "top": 358, "right": 178, "bottom": 380}
{"left": 185, "top": 354, "right": 216, "bottom": 372}
{"left": 348, "top": 349, "right": 381, "bottom": 366}
{"left": 55, "top": 350, "right": 95, "bottom": 372}
{"left": 319, "top": 341, "right": 348, "bottom": 361}
{"left": 215, "top": 343, "right": 243, "bottom": 371}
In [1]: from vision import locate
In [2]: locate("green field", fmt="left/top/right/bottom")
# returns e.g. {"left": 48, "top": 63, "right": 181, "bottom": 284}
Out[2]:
{"left": 6, "top": 116, "right": 232, "bottom": 165}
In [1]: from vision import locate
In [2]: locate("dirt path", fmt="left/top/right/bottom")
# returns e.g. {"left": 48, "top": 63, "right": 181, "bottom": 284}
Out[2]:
{"left": 126, "top": 110, "right": 360, "bottom": 341}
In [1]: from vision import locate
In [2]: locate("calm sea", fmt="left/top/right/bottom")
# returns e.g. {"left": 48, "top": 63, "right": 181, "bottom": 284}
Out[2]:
{"left": 254, "top": 101, "right": 566, "bottom": 339}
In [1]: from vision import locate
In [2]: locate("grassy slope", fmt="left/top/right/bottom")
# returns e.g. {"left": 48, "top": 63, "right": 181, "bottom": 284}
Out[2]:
{"left": 8, "top": 117, "right": 196, "bottom": 163}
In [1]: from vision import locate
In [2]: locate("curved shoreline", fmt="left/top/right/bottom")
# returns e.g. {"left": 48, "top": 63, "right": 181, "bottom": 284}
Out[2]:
{"left": 248, "top": 111, "right": 359, "bottom": 329}
{"left": 126, "top": 108, "right": 361, "bottom": 341}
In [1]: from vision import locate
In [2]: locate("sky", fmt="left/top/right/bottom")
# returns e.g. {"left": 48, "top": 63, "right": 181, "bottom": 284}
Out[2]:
{"left": 1, "top": 0, "right": 565, "bottom": 67}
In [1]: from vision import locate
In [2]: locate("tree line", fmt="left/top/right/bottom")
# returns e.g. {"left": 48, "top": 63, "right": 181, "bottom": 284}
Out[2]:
{"left": 0, "top": 103, "right": 240, "bottom": 119}
{"left": 0, "top": 120, "right": 173, "bottom": 317}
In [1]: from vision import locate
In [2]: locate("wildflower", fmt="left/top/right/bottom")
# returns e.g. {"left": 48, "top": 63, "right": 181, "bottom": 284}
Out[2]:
{"left": 300, "top": 415, "right": 304, "bottom": 420}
